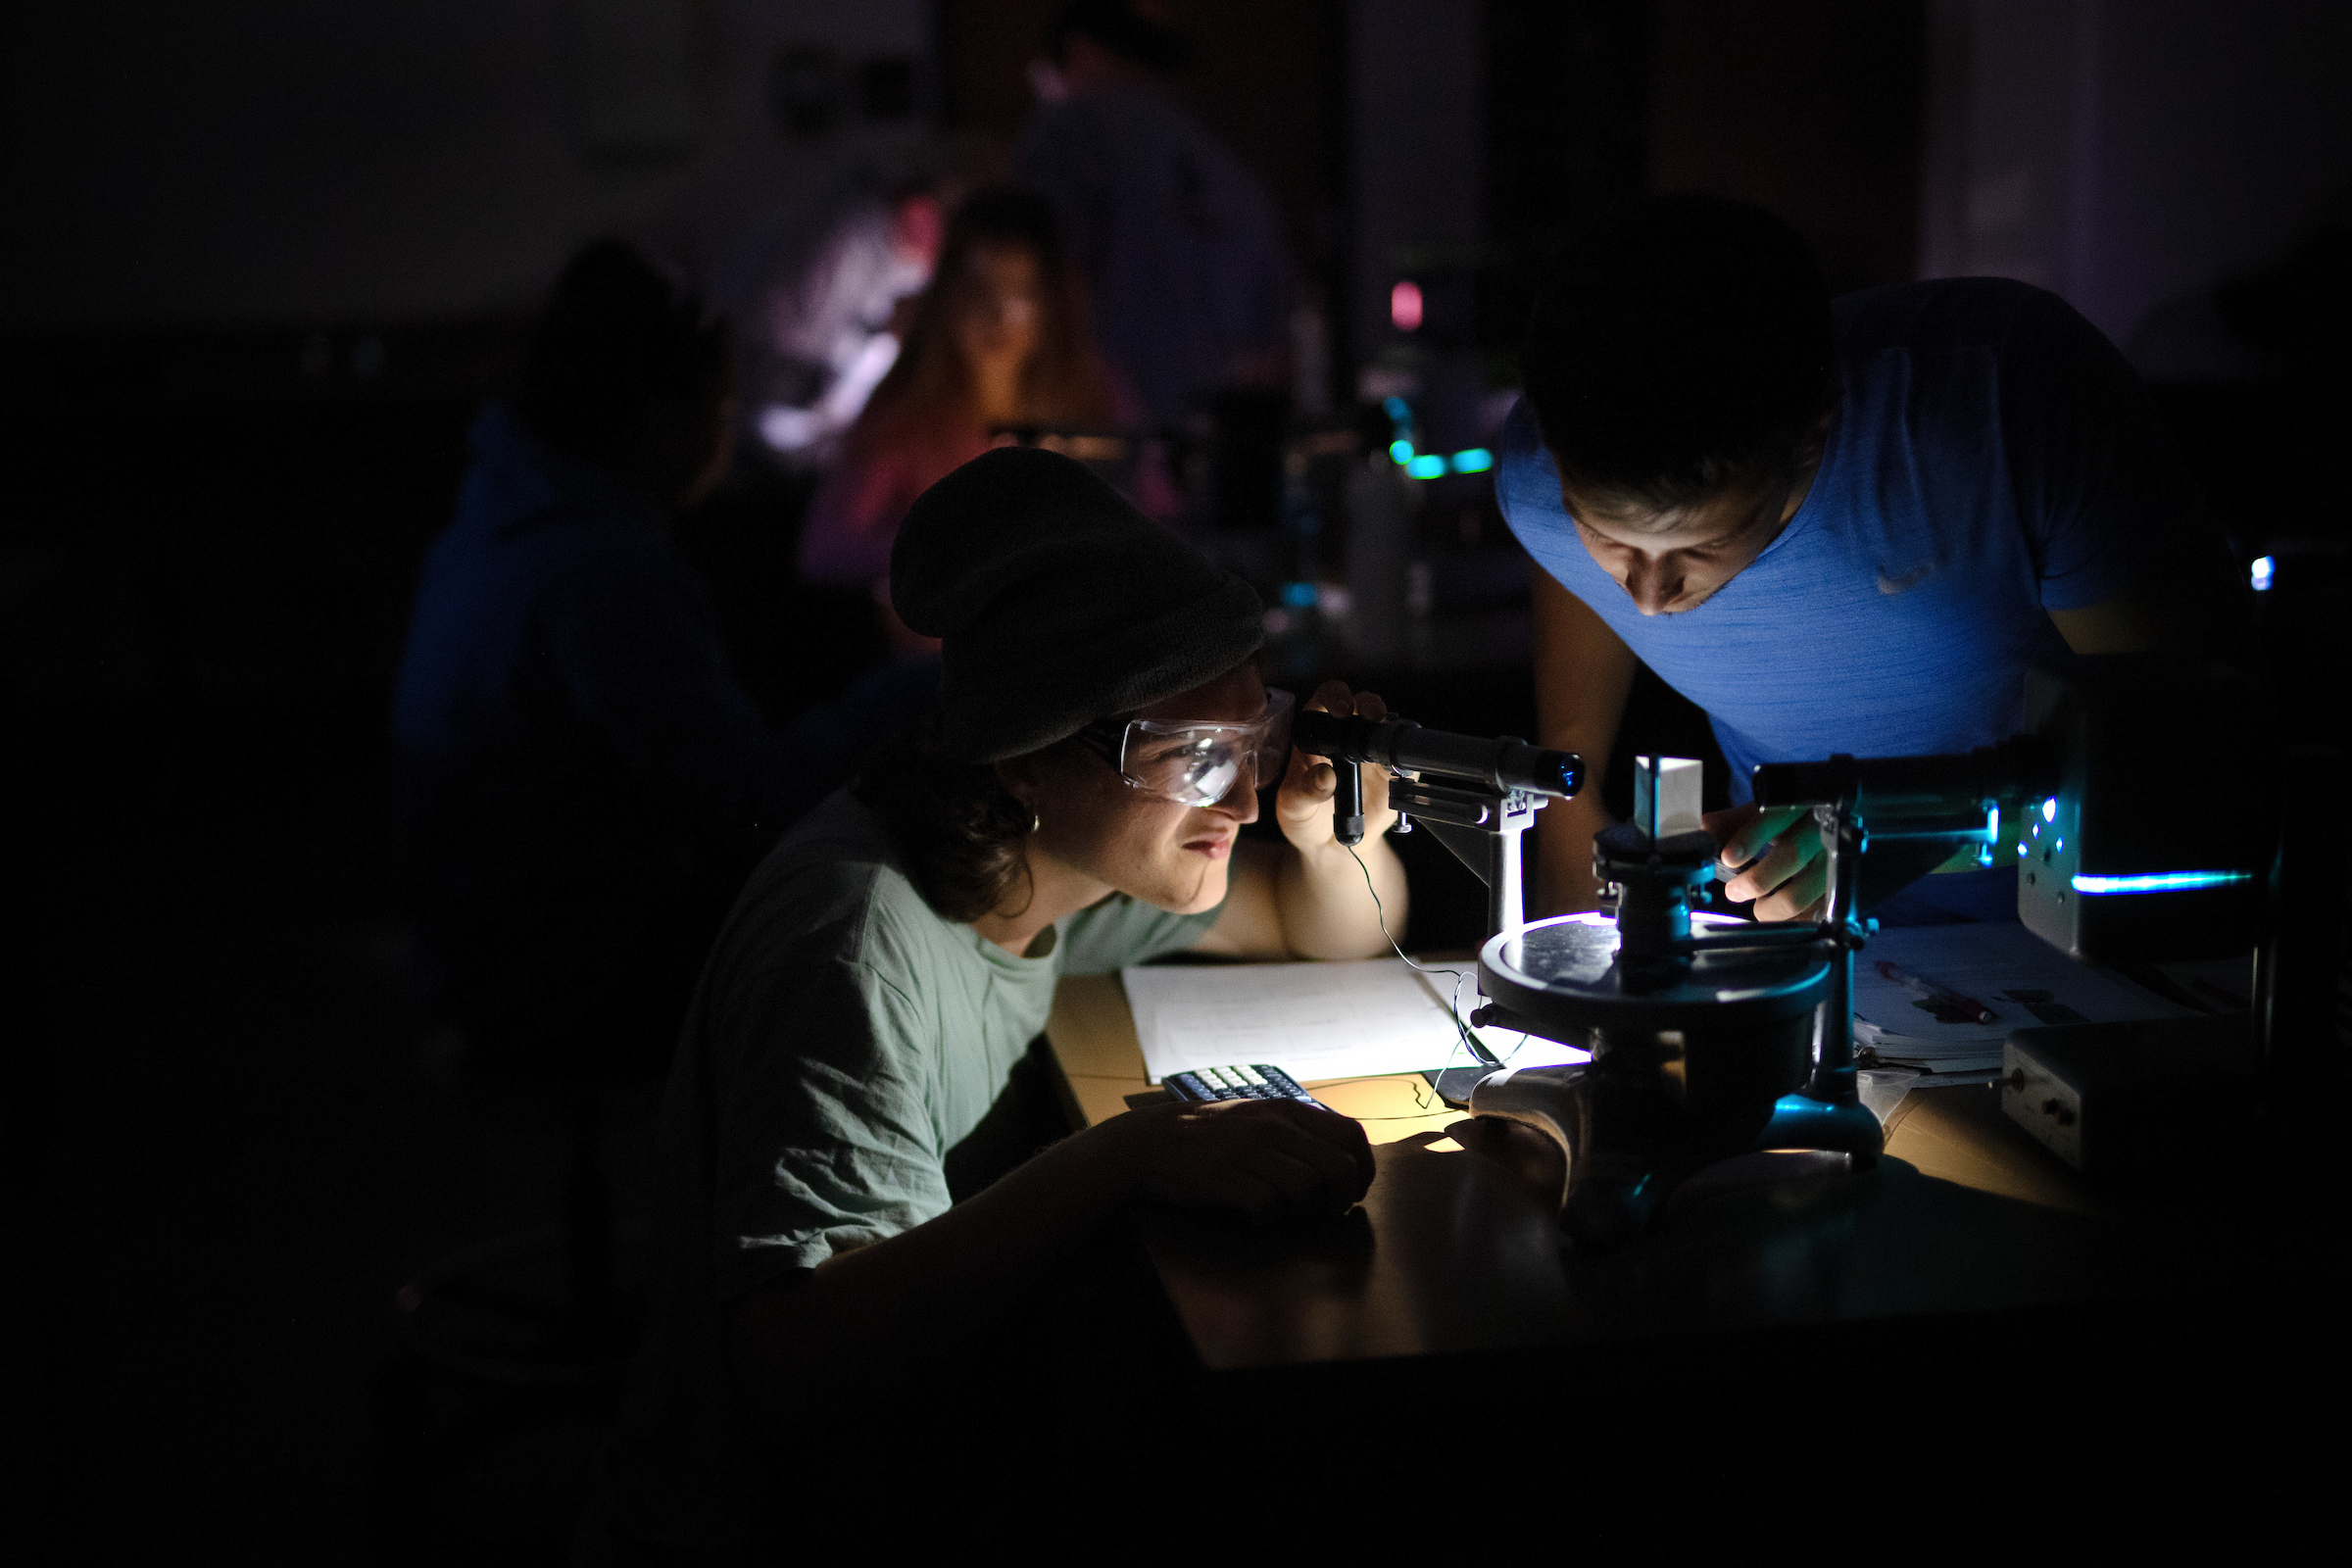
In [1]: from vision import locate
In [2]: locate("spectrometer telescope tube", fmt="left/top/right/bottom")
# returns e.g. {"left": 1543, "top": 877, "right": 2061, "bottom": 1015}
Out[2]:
{"left": 1293, "top": 710, "right": 1583, "bottom": 798}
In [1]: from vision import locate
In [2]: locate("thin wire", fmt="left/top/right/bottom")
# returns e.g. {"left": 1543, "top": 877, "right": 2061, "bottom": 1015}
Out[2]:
{"left": 1343, "top": 840, "right": 1501, "bottom": 1110}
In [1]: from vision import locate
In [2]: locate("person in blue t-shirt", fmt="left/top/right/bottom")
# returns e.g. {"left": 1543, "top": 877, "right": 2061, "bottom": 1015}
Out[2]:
{"left": 1499, "top": 195, "right": 2245, "bottom": 922}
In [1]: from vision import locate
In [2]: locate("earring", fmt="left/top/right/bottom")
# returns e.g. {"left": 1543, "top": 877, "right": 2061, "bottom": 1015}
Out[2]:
{"left": 1029, "top": 809, "right": 1042, "bottom": 834}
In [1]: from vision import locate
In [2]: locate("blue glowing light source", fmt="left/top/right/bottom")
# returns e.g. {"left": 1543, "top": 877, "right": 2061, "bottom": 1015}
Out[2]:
{"left": 1384, "top": 396, "right": 1410, "bottom": 423}
{"left": 2054, "top": 838, "right": 2064, "bottom": 853}
{"left": 2016, "top": 840, "right": 2028, "bottom": 858}
{"left": 1450, "top": 447, "right": 1494, "bottom": 474}
{"left": 1406, "top": 454, "right": 1448, "bottom": 479}
{"left": 1278, "top": 580, "right": 1317, "bottom": 609}
{"left": 1389, "top": 439, "right": 1414, "bottom": 465}
{"left": 1986, "top": 804, "right": 2000, "bottom": 840}
{"left": 2250, "top": 555, "right": 2275, "bottom": 593}
{"left": 2041, "top": 797, "right": 2059, "bottom": 823}
{"left": 2071, "top": 870, "right": 2252, "bottom": 896}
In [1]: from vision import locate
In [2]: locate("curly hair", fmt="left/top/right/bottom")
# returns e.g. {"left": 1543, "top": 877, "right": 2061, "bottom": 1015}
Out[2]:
{"left": 853, "top": 719, "right": 1052, "bottom": 923}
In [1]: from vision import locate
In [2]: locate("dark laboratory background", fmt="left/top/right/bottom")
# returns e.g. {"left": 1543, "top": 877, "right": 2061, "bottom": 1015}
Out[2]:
{"left": 3, "top": 2, "right": 2348, "bottom": 1560}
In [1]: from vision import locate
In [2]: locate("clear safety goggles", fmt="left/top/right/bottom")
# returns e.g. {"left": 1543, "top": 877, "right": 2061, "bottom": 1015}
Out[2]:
{"left": 1077, "top": 688, "right": 1296, "bottom": 808}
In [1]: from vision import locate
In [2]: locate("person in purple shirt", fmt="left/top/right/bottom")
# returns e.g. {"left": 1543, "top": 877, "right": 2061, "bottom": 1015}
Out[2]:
{"left": 1499, "top": 196, "right": 2246, "bottom": 923}
{"left": 393, "top": 242, "right": 934, "bottom": 1078}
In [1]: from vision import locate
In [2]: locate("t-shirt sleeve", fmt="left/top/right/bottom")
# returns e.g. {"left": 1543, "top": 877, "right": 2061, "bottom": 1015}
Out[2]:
{"left": 1057, "top": 891, "right": 1225, "bottom": 976}
{"left": 708, "top": 937, "right": 952, "bottom": 1295}
{"left": 1995, "top": 289, "right": 2214, "bottom": 612}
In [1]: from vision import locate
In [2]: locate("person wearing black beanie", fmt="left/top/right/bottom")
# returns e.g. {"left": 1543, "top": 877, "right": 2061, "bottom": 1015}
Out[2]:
{"left": 592, "top": 448, "right": 1408, "bottom": 1555}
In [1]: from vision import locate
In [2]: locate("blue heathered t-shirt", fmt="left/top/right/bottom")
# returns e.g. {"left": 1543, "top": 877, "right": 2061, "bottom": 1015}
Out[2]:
{"left": 1499, "top": 278, "right": 2208, "bottom": 804}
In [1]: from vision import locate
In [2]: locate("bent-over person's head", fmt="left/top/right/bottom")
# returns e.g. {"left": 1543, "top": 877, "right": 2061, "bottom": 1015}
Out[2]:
{"left": 1521, "top": 194, "right": 1838, "bottom": 614}
{"left": 858, "top": 447, "right": 1273, "bottom": 926}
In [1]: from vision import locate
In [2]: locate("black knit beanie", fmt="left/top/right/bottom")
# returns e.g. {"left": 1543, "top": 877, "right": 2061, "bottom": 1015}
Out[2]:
{"left": 890, "top": 447, "right": 1265, "bottom": 762}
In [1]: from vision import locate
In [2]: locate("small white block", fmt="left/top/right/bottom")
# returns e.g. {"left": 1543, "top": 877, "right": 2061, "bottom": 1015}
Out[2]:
{"left": 1634, "top": 757, "right": 1705, "bottom": 839}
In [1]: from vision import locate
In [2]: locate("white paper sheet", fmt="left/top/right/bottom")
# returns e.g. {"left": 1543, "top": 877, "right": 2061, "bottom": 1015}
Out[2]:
{"left": 1851, "top": 921, "right": 2184, "bottom": 1070}
{"left": 1122, "top": 957, "right": 1586, "bottom": 1084}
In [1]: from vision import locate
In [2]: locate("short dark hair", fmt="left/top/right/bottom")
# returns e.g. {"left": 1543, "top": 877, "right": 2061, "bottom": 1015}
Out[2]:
{"left": 1519, "top": 194, "right": 1836, "bottom": 514}
{"left": 1049, "top": 0, "right": 1191, "bottom": 74}
{"left": 515, "top": 239, "right": 729, "bottom": 469}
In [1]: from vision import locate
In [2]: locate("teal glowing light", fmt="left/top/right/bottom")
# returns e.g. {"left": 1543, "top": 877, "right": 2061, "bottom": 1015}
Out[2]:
{"left": 1450, "top": 447, "right": 1494, "bottom": 473}
{"left": 1407, "top": 454, "right": 1448, "bottom": 478}
{"left": 2041, "top": 797, "right": 2058, "bottom": 823}
{"left": 1986, "top": 804, "right": 2000, "bottom": 840}
{"left": 1384, "top": 396, "right": 1411, "bottom": 423}
{"left": 2016, "top": 841, "right": 2028, "bottom": 858}
{"left": 2071, "top": 870, "right": 2252, "bottom": 896}
{"left": 1389, "top": 438, "right": 1414, "bottom": 465}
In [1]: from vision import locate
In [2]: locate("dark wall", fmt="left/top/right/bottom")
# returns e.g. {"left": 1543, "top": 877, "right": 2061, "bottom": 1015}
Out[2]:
{"left": 1478, "top": 1, "right": 1655, "bottom": 343}
{"left": 1649, "top": 0, "right": 1928, "bottom": 294}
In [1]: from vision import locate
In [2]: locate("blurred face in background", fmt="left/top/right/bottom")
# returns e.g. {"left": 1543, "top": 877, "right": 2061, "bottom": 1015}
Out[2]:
{"left": 954, "top": 243, "right": 1045, "bottom": 393}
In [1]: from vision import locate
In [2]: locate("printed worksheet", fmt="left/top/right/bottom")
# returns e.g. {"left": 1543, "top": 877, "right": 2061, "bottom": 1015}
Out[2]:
{"left": 1851, "top": 920, "right": 2183, "bottom": 1070}
{"left": 1123, "top": 956, "right": 1585, "bottom": 1084}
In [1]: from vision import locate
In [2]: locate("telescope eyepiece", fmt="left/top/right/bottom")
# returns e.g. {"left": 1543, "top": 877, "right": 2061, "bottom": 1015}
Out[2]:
{"left": 1292, "top": 709, "right": 1583, "bottom": 799}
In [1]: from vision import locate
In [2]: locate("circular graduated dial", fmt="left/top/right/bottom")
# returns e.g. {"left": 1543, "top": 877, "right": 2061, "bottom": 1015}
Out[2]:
{"left": 1481, "top": 911, "right": 1831, "bottom": 1034}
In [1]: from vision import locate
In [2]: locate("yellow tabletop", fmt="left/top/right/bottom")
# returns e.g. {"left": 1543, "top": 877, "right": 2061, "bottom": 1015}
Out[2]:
{"left": 1043, "top": 966, "right": 2102, "bottom": 1211}
{"left": 1044, "top": 970, "right": 1464, "bottom": 1145}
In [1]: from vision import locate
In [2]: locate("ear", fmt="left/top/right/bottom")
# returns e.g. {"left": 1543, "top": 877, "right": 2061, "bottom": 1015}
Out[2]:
{"left": 1796, "top": 404, "right": 1838, "bottom": 467}
{"left": 993, "top": 755, "right": 1044, "bottom": 811}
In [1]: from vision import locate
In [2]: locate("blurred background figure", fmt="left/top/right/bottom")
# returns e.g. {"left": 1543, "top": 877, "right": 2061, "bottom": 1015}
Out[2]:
{"left": 392, "top": 241, "right": 932, "bottom": 1084}
{"left": 733, "top": 168, "right": 946, "bottom": 466}
{"left": 654, "top": 45, "right": 1000, "bottom": 470}
{"left": 799, "top": 183, "right": 1137, "bottom": 646}
{"left": 1018, "top": 0, "right": 1296, "bottom": 429}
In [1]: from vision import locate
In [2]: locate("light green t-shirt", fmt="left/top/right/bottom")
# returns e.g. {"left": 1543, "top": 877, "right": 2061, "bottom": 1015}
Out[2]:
{"left": 601, "top": 789, "right": 1218, "bottom": 1555}
{"left": 701, "top": 790, "right": 1216, "bottom": 1284}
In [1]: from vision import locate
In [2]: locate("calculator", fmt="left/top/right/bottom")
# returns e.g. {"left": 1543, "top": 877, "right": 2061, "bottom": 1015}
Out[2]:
{"left": 1161, "top": 1062, "right": 1328, "bottom": 1109}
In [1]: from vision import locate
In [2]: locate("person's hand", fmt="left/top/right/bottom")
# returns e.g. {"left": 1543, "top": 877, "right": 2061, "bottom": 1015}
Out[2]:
{"left": 1705, "top": 802, "right": 1828, "bottom": 922}
{"left": 1108, "top": 1096, "right": 1375, "bottom": 1221}
{"left": 1276, "top": 680, "right": 1397, "bottom": 856}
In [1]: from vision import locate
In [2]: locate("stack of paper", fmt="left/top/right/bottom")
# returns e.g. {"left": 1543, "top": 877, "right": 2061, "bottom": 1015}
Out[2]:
{"left": 1122, "top": 956, "right": 1586, "bottom": 1085}
{"left": 1852, "top": 921, "right": 2186, "bottom": 1081}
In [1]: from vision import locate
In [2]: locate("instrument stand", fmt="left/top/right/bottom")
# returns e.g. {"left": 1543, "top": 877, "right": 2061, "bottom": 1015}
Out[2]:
{"left": 1381, "top": 771, "right": 1545, "bottom": 1103}
{"left": 1467, "top": 766, "right": 1892, "bottom": 1247}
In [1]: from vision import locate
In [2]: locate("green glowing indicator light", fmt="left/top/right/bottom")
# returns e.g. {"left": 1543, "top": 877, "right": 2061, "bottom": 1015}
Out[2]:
{"left": 2071, "top": 870, "right": 2252, "bottom": 896}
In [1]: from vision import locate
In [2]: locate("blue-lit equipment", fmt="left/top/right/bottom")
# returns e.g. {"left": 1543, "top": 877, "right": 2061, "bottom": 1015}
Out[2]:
{"left": 2072, "top": 870, "right": 2252, "bottom": 896}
